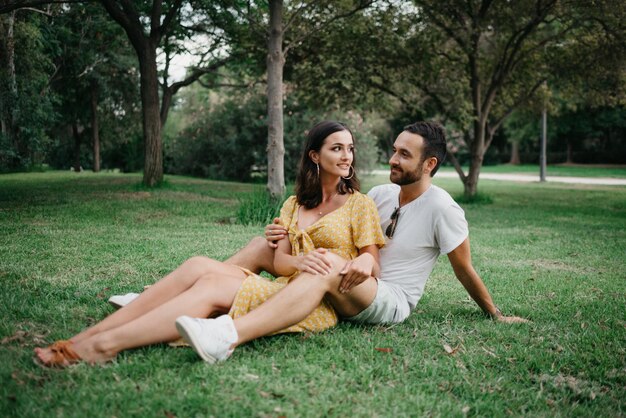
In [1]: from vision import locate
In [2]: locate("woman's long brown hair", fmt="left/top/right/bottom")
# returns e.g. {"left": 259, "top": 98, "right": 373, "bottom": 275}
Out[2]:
{"left": 295, "top": 121, "right": 360, "bottom": 209}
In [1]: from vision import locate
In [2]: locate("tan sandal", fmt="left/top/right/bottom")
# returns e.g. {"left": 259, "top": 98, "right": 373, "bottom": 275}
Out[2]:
{"left": 35, "top": 340, "right": 82, "bottom": 368}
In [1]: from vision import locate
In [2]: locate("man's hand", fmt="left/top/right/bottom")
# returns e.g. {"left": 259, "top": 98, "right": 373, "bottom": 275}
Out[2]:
{"left": 265, "top": 218, "right": 288, "bottom": 249}
{"left": 339, "top": 253, "right": 375, "bottom": 293}
{"left": 490, "top": 307, "right": 530, "bottom": 323}
{"left": 495, "top": 314, "right": 530, "bottom": 324}
{"left": 295, "top": 248, "right": 332, "bottom": 275}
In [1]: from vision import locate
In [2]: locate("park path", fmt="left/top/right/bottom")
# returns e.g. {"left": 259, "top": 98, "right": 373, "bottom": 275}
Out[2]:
{"left": 370, "top": 170, "right": 626, "bottom": 186}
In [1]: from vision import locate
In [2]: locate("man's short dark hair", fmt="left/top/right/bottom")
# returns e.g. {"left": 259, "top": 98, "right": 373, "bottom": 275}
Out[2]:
{"left": 403, "top": 121, "right": 447, "bottom": 177}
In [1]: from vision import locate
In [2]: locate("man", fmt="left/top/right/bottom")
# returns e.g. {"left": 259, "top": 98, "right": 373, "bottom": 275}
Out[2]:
{"left": 113, "top": 121, "right": 527, "bottom": 363}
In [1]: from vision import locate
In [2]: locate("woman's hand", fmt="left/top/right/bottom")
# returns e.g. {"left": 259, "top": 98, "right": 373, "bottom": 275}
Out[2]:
{"left": 295, "top": 248, "right": 332, "bottom": 275}
{"left": 265, "top": 218, "right": 288, "bottom": 249}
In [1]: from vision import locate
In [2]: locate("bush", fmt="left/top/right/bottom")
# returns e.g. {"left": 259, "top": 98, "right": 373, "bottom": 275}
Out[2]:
{"left": 236, "top": 187, "right": 284, "bottom": 226}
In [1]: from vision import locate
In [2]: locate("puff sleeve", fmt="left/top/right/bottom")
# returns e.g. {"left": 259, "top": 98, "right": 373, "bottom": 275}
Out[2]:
{"left": 278, "top": 195, "right": 298, "bottom": 230}
{"left": 350, "top": 193, "right": 385, "bottom": 250}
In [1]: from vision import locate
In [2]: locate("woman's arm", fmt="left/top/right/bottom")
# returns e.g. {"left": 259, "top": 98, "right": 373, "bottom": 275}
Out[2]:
{"left": 273, "top": 236, "right": 298, "bottom": 277}
{"left": 273, "top": 236, "right": 333, "bottom": 277}
{"left": 338, "top": 244, "right": 380, "bottom": 294}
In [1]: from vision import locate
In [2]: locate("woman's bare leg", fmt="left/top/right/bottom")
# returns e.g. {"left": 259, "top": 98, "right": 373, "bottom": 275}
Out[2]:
{"left": 72, "top": 257, "right": 246, "bottom": 343}
{"left": 225, "top": 236, "right": 277, "bottom": 276}
{"left": 36, "top": 273, "right": 245, "bottom": 364}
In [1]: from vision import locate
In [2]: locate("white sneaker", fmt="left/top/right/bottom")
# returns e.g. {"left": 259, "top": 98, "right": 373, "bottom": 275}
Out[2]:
{"left": 175, "top": 315, "right": 238, "bottom": 364}
{"left": 108, "top": 293, "right": 140, "bottom": 309}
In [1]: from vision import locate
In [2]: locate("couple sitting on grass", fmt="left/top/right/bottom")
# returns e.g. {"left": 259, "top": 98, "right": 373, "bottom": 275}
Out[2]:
{"left": 35, "top": 120, "right": 528, "bottom": 367}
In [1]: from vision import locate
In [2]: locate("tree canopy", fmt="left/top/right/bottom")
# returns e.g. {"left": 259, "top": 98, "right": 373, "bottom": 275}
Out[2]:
{"left": 1, "top": 0, "right": 624, "bottom": 195}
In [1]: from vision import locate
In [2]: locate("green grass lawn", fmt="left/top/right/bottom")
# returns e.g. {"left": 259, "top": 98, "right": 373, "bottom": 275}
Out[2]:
{"left": 473, "top": 164, "right": 626, "bottom": 178}
{"left": 396, "top": 164, "right": 626, "bottom": 178}
{"left": 1, "top": 171, "right": 625, "bottom": 417}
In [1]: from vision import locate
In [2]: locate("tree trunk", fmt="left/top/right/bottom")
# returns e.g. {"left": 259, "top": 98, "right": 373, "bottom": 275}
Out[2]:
{"left": 90, "top": 81, "right": 100, "bottom": 172}
{"left": 72, "top": 122, "right": 81, "bottom": 172}
{"left": 464, "top": 120, "right": 486, "bottom": 198}
{"left": 0, "top": 12, "right": 17, "bottom": 149}
{"left": 266, "top": 0, "right": 286, "bottom": 198}
{"left": 137, "top": 45, "right": 163, "bottom": 186}
{"left": 160, "top": 86, "right": 174, "bottom": 127}
{"left": 566, "top": 140, "right": 573, "bottom": 164}
{"left": 509, "top": 141, "right": 521, "bottom": 164}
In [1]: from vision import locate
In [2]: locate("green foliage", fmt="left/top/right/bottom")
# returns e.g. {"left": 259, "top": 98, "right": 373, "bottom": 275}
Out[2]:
{"left": 44, "top": 4, "right": 141, "bottom": 172}
{"left": 236, "top": 187, "right": 284, "bottom": 226}
{"left": 504, "top": 106, "right": 626, "bottom": 164}
{"left": 165, "top": 87, "right": 383, "bottom": 182}
{"left": 0, "top": 14, "right": 58, "bottom": 172}
{"left": 165, "top": 92, "right": 267, "bottom": 181}
{"left": 2, "top": 0, "right": 625, "bottom": 180}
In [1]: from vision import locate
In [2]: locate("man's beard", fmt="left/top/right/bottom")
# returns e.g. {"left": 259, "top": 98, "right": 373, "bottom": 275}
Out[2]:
{"left": 390, "top": 160, "right": 424, "bottom": 185}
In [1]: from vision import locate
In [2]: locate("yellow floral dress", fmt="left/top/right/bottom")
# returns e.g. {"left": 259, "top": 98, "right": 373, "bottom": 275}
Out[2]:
{"left": 228, "top": 192, "right": 385, "bottom": 333}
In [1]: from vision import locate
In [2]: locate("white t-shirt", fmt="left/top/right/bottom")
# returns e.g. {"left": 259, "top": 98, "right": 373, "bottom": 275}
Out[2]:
{"left": 367, "top": 184, "right": 469, "bottom": 321}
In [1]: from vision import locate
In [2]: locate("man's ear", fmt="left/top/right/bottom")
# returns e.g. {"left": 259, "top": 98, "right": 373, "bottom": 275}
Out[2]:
{"left": 424, "top": 157, "right": 438, "bottom": 174}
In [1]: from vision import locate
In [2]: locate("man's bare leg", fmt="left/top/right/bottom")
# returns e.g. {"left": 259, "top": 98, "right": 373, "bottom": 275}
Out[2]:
{"left": 233, "top": 252, "right": 378, "bottom": 345}
{"left": 225, "top": 236, "right": 277, "bottom": 276}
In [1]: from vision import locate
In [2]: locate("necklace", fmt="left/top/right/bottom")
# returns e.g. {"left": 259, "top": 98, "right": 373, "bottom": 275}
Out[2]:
{"left": 317, "top": 192, "right": 338, "bottom": 215}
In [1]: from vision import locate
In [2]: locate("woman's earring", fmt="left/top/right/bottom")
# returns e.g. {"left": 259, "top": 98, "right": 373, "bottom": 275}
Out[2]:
{"left": 316, "top": 163, "right": 320, "bottom": 178}
{"left": 342, "top": 165, "right": 355, "bottom": 180}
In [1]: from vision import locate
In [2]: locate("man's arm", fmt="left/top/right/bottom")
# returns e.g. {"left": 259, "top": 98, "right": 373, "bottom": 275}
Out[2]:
{"left": 447, "top": 238, "right": 529, "bottom": 323}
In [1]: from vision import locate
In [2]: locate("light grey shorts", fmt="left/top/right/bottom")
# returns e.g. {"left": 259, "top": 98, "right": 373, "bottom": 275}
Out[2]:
{"left": 344, "top": 279, "right": 399, "bottom": 324}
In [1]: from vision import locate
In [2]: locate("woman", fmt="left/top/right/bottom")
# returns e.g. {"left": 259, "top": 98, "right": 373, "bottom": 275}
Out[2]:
{"left": 35, "top": 121, "right": 385, "bottom": 367}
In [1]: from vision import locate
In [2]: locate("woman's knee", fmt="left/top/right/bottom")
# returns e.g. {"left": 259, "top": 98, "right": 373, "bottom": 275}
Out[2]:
{"left": 296, "top": 252, "right": 347, "bottom": 290}
{"left": 185, "top": 256, "right": 222, "bottom": 273}
{"left": 250, "top": 236, "right": 267, "bottom": 248}
{"left": 324, "top": 252, "right": 349, "bottom": 276}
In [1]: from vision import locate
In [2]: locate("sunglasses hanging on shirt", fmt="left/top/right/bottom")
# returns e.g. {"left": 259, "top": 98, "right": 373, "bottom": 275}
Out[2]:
{"left": 385, "top": 206, "right": 401, "bottom": 239}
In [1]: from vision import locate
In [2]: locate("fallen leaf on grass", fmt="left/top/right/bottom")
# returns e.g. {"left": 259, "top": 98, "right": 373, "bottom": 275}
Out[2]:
{"left": 11, "top": 370, "right": 47, "bottom": 386}
{"left": 96, "top": 287, "right": 111, "bottom": 300}
{"left": 375, "top": 347, "right": 393, "bottom": 353}
{"left": 481, "top": 346, "right": 497, "bottom": 357}
{"left": 164, "top": 411, "right": 176, "bottom": 418}
{"left": 11, "top": 372, "right": 25, "bottom": 385}
{"left": 1, "top": 330, "right": 48, "bottom": 346}
{"left": 243, "top": 373, "right": 259, "bottom": 381}
{"left": 1, "top": 331, "right": 26, "bottom": 345}
{"left": 443, "top": 344, "right": 461, "bottom": 355}
{"left": 259, "top": 390, "right": 284, "bottom": 399}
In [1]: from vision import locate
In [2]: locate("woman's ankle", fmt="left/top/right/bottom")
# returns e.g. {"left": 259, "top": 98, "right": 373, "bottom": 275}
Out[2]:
{"left": 74, "top": 335, "right": 118, "bottom": 361}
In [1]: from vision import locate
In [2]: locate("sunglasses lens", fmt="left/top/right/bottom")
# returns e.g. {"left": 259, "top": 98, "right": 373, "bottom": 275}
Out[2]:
{"left": 385, "top": 223, "right": 393, "bottom": 238}
{"left": 385, "top": 207, "right": 399, "bottom": 238}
